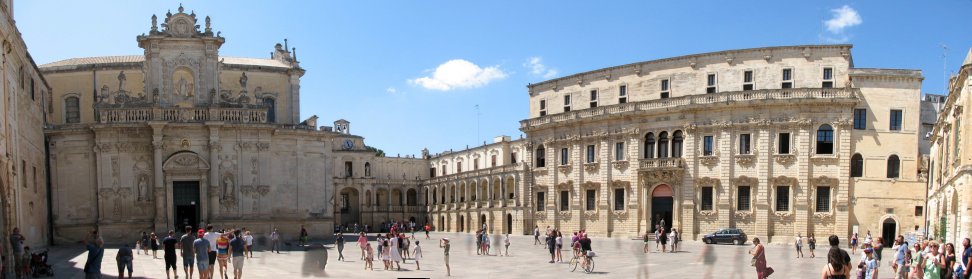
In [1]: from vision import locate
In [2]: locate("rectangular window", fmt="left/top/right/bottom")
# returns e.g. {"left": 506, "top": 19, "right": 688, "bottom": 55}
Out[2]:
{"left": 615, "top": 142, "right": 625, "bottom": 161}
{"left": 614, "top": 188, "right": 625, "bottom": 210}
{"left": 539, "top": 99, "right": 547, "bottom": 116}
{"left": 782, "top": 69, "right": 793, "bottom": 88}
{"left": 706, "top": 74, "right": 717, "bottom": 93}
{"left": 491, "top": 155, "right": 497, "bottom": 167}
{"left": 854, "top": 109, "right": 867, "bottom": 130}
{"left": 589, "top": 90, "right": 598, "bottom": 108}
{"left": 890, "top": 109, "right": 903, "bottom": 131}
{"left": 442, "top": 165, "right": 447, "bottom": 176}
{"left": 457, "top": 161, "right": 462, "bottom": 173}
{"left": 430, "top": 167, "right": 436, "bottom": 178}
{"left": 474, "top": 159, "right": 479, "bottom": 170}
{"left": 586, "top": 189, "right": 596, "bottom": 211}
{"left": 344, "top": 161, "right": 353, "bottom": 178}
{"left": 739, "top": 134, "right": 751, "bottom": 155}
{"left": 560, "top": 148, "right": 569, "bottom": 165}
{"left": 30, "top": 78, "right": 36, "bottom": 100}
{"left": 661, "top": 79, "right": 670, "bottom": 99}
{"left": 743, "top": 70, "right": 754, "bottom": 91}
{"left": 822, "top": 67, "right": 834, "bottom": 88}
{"left": 586, "top": 145, "right": 595, "bottom": 163}
{"left": 703, "top": 136, "right": 714, "bottom": 156}
{"left": 511, "top": 152, "right": 518, "bottom": 164}
{"left": 778, "top": 133, "right": 791, "bottom": 154}
{"left": 775, "top": 186, "right": 790, "bottom": 211}
{"left": 619, "top": 85, "right": 627, "bottom": 104}
{"left": 560, "top": 190, "right": 570, "bottom": 211}
{"left": 737, "top": 186, "right": 751, "bottom": 211}
{"left": 65, "top": 97, "right": 81, "bottom": 123}
{"left": 700, "top": 186, "right": 714, "bottom": 211}
{"left": 20, "top": 160, "right": 25, "bottom": 188}
{"left": 563, "top": 95, "right": 571, "bottom": 112}
{"left": 915, "top": 206, "right": 923, "bottom": 216}
{"left": 537, "top": 192, "right": 545, "bottom": 211}
{"left": 815, "top": 186, "right": 831, "bottom": 213}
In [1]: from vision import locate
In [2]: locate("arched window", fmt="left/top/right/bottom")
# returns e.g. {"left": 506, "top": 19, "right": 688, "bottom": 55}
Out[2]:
{"left": 850, "top": 153, "right": 864, "bottom": 178}
{"left": 886, "top": 155, "right": 900, "bottom": 178}
{"left": 816, "top": 124, "right": 834, "bottom": 154}
{"left": 644, "top": 133, "right": 655, "bottom": 159}
{"left": 536, "top": 145, "right": 546, "bottom": 167}
{"left": 657, "top": 132, "right": 669, "bottom": 158}
{"left": 672, "top": 131, "right": 684, "bottom": 158}
{"left": 263, "top": 97, "right": 276, "bottom": 123}
{"left": 65, "top": 96, "right": 80, "bottom": 123}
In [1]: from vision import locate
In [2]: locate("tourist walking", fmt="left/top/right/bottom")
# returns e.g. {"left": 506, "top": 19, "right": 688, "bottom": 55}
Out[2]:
{"left": 961, "top": 238, "right": 971, "bottom": 279}
{"left": 270, "top": 228, "right": 280, "bottom": 254}
{"left": 851, "top": 232, "right": 859, "bottom": 255}
{"left": 162, "top": 230, "right": 179, "bottom": 279}
{"left": 180, "top": 226, "right": 196, "bottom": 279}
{"left": 794, "top": 233, "right": 804, "bottom": 258}
{"left": 364, "top": 243, "right": 374, "bottom": 270}
{"left": 299, "top": 225, "right": 309, "bottom": 246}
{"left": 10, "top": 227, "right": 25, "bottom": 279}
{"left": 84, "top": 230, "right": 105, "bottom": 279}
{"left": 862, "top": 248, "right": 877, "bottom": 279}
{"left": 659, "top": 227, "right": 667, "bottom": 253}
{"left": 942, "top": 242, "right": 956, "bottom": 279}
{"left": 216, "top": 231, "right": 230, "bottom": 279}
{"left": 820, "top": 241, "right": 851, "bottom": 278}
{"left": 243, "top": 231, "right": 253, "bottom": 259}
{"left": 151, "top": 232, "right": 160, "bottom": 259}
{"left": 808, "top": 233, "right": 816, "bottom": 258}
{"left": 116, "top": 243, "right": 134, "bottom": 279}
{"left": 389, "top": 234, "right": 403, "bottom": 270}
{"left": 534, "top": 226, "right": 541, "bottom": 246}
{"left": 425, "top": 223, "right": 431, "bottom": 240}
{"left": 358, "top": 232, "right": 368, "bottom": 260}
{"left": 229, "top": 230, "right": 246, "bottom": 279}
{"left": 203, "top": 226, "right": 219, "bottom": 278}
{"left": 910, "top": 242, "right": 924, "bottom": 278}
{"left": 440, "top": 238, "right": 451, "bottom": 276}
{"left": 749, "top": 238, "right": 773, "bottom": 279}
{"left": 555, "top": 231, "right": 563, "bottom": 262}
{"left": 503, "top": 234, "right": 510, "bottom": 256}
{"left": 892, "top": 236, "right": 907, "bottom": 279}
{"left": 401, "top": 233, "right": 410, "bottom": 259}
{"left": 141, "top": 231, "right": 150, "bottom": 255}
{"left": 412, "top": 241, "right": 423, "bottom": 270}
{"left": 654, "top": 226, "right": 661, "bottom": 251}
{"left": 922, "top": 241, "right": 945, "bottom": 279}
{"left": 873, "top": 237, "right": 884, "bottom": 270}
{"left": 670, "top": 228, "right": 679, "bottom": 252}
{"left": 381, "top": 238, "right": 390, "bottom": 270}
{"left": 335, "top": 232, "right": 345, "bottom": 261}
{"left": 643, "top": 230, "right": 650, "bottom": 253}
{"left": 547, "top": 230, "right": 557, "bottom": 263}
{"left": 192, "top": 229, "right": 211, "bottom": 279}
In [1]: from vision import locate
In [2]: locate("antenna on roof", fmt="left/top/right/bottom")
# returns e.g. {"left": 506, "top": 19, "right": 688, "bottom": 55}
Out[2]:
{"left": 284, "top": 38, "right": 289, "bottom": 53}
{"left": 941, "top": 44, "right": 949, "bottom": 94}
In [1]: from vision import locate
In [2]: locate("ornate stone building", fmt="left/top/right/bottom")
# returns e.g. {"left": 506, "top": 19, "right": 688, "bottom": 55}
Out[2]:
{"left": 0, "top": 0, "right": 51, "bottom": 254}
{"left": 426, "top": 45, "right": 928, "bottom": 244}
{"left": 40, "top": 5, "right": 427, "bottom": 243}
{"left": 927, "top": 49, "right": 972, "bottom": 245}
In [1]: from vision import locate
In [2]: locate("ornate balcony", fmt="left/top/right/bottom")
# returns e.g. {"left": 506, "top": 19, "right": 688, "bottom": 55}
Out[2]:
{"left": 96, "top": 106, "right": 269, "bottom": 124}
{"left": 639, "top": 157, "right": 684, "bottom": 171}
{"left": 521, "top": 88, "right": 858, "bottom": 131}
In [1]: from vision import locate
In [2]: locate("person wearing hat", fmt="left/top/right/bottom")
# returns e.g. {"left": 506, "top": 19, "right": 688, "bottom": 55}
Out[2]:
{"left": 192, "top": 229, "right": 211, "bottom": 279}
{"left": 439, "top": 238, "right": 451, "bottom": 276}
{"left": 861, "top": 247, "right": 877, "bottom": 279}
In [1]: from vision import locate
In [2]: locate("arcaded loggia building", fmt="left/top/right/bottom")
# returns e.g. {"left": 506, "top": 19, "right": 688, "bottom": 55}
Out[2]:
{"left": 426, "top": 45, "right": 931, "bottom": 244}
{"left": 40, "top": 6, "right": 427, "bottom": 243}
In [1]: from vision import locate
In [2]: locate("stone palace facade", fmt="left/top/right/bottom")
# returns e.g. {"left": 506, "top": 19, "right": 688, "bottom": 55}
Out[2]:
{"left": 40, "top": 6, "right": 427, "bottom": 243}
{"left": 425, "top": 45, "right": 932, "bottom": 244}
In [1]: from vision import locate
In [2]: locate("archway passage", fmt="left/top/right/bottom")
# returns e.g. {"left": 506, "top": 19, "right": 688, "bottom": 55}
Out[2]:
{"left": 459, "top": 215, "right": 465, "bottom": 233}
{"left": 339, "top": 188, "right": 360, "bottom": 228}
{"left": 481, "top": 214, "right": 487, "bottom": 231}
{"left": 882, "top": 218, "right": 897, "bottom": 247}
{"left": 173, "top": 181, "right": 200, "bottom": 231}
{"left": 651, "top": 184, "right": 674, "bottom": 232}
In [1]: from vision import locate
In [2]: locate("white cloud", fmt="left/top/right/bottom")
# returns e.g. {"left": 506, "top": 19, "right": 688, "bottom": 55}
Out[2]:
{"left": 386, "top": 87, "right": 397, "bottom": 94}
{"left": 408, "top": 59, "right": 507, "bottom": 91}
{"left": 824, "top": 5, "right": 862, "bottom": 34}
{"left": 524, "top": 57, "right": 558, "bottom": 79}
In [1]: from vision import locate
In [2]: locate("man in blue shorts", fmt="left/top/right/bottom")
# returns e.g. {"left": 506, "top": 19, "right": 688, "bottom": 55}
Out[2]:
{"left": 180, "top": 226, "right": 196, "bottom": 279}
{"left": 193, "top": 230, "right": 211, "bottom": 279}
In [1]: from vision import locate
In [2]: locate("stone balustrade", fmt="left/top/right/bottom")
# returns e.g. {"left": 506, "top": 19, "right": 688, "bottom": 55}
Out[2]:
{"left": 639, "top": 157, "right": 684, "bottom": 170}
{"left": 97, "top": 106, "right": 269, "bottom": 124}
{"left": 427, "top": 163, "right": 522, "bottom": 184}
{"left": 521, "top": 88, "right": 858, "bottom": 129}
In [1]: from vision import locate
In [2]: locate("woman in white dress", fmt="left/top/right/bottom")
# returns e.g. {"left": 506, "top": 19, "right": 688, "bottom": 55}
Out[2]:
{"left": 412, "top": 241, "right": 423, "bottom": 270}
{"left": 389, "top": 234, "right": 403, "bottom": 270}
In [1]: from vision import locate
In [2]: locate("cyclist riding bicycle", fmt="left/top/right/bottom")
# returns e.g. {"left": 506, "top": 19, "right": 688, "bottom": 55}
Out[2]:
{"left": 578, "top": 233, "right": 593, "bottom": 269}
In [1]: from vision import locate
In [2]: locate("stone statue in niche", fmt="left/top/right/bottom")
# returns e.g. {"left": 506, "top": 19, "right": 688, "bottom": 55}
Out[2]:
{"left": 205, "top": 16, "right": 211, "bottom": 33}
{"left": 118, "top": 71, "right": 127, "bottom": 92}
{"left": 177, "top": 77, "right": 193, "bottom": 96}
{"left": 137, "top": 176, "right": 150, "bottom": 201}
{"left": 239, "top": 72, "right": 248, "bottom": 92}
{"left": 222, "top": 175, "right": 235, "bottom": 201}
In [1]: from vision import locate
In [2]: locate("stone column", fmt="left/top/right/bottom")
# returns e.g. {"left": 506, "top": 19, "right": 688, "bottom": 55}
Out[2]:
{"left": 149, "top": 122, "right": 166, "bottom": 231}
{"left": 206, "top": 122, "right": 222, "bottom": 222}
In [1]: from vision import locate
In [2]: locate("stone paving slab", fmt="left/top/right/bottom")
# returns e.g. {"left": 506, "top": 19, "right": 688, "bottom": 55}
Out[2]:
{"left": 42, "top": 232, "right": 897, "bottom": 278}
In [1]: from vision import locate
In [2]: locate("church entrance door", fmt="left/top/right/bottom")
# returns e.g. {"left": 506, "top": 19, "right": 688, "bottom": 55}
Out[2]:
{"left": 173, "top": 181, "right": 200, "bottom": 232}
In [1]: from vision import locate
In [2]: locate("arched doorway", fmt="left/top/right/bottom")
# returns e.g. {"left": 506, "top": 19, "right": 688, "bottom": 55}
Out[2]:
{"left": 480, "top": 214, "right": 487, "bottom": 231}
{"left": 338, "top": 187, "right": 360, "bottom": 228}
{"left": 650, "top": 184, "right": 674, "bottom": 232}
{"left": 506, "top": 213, "right": 513, "bottom": 234}
{"left": 882, "top": 218, "right": 897, "bottom": 247}
{"left": 459, "top": 215, "right": 465, "bottom": 232}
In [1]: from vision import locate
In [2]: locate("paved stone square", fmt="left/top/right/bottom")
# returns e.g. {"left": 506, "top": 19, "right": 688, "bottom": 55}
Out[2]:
{"left": 44, "top": 232, "right": 895, "bottom": 278}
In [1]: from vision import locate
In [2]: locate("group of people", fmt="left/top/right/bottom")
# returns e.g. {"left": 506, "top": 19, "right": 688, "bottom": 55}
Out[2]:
{"left": 792, "top": 232, "right": 818, "bottom": 258}
{"left": 643, "top": 225, "right": 679, "bottom": 253}
{"left": 354, "top": 229, "right": 425, "bottom": 272}
{"left": 532, "top": 225, "right": 593, "bottom": 269}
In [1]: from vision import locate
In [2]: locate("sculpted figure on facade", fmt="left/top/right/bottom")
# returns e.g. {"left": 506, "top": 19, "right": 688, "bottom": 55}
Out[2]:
{"left": 177, "top": 77, "right": 193, "bottom": 96}
{"left": 118, "top": 71, "right": 127, "bottom": 92}
{"left": 222, "top": 174, "right": 235, "bottom": 201}
{"left": 137, "top": 176, "right": 149, "bottom": 201}
{"left": 239, "top": 72, "right": 248, "bottom": 92}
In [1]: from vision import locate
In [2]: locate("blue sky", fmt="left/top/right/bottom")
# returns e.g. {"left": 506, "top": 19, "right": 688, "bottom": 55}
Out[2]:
{"left": 16, "top": 1, "right": 972, "bottom": 156}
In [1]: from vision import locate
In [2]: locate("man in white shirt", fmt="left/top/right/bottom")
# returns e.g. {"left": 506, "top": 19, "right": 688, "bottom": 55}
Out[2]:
{"left": 203, "top": 225, "right": 220, "bottom": 277}
{"left": 243, "top": 230, "right": 254, "bottom": 258}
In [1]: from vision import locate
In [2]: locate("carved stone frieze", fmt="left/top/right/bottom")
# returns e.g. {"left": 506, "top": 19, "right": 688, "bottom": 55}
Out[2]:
{"left": 583, "top": 163, "right": 599, "bottom": 173}
{"left": 699, "top": 156, "right": 718, "bottom": 166}
{"left": 173, "top": 155, "right": 198, "bottom": 166}
{"left": 810, "top": 156, "right": 839, "bottom": 165}
{"left": 611, "top": 160, "right": 629, "bottom": 170}
{"left": 642, "top": 170, "right": 683, "bottom": 186}
{"left": 772, "top": 176, "right": 798, "bottom": 187}
{"left": 774, "top": 154, "right": 796, "bottom": 165}
{"left": 735, "top": 154, "right": 755, "bottom": 166}
{"left": 696, "top": 177, "right": 721, "bottom": 187}
{"left": 557, "top": 165, "right": 571, "bottom": 175}
{"left": 611, "top": 210, "right": 628, "bottom": 219}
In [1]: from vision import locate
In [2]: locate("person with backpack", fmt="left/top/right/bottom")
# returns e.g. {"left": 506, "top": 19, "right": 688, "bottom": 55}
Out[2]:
{"left": 533, "top": 226, "right": 541, "bottom": 246}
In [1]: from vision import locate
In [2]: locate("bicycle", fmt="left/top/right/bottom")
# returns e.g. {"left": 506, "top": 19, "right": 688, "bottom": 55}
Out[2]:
{"left": 569, "top": 251, "right": 595, "bottom": 273}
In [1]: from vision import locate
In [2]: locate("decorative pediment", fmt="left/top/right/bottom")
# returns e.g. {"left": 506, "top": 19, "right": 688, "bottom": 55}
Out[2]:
{"left": 556, "top": 181, "right": 574, "bottom": 190}
{"left": 733, "top": 176, "right": 758, "bottom": 187}
{"left": 162, "top": 151, "right": 210, "bottom": 172}
{"left": 161, "top": 4, "right": 202, "bottom": 38}
{"left": 771, "top": 176, "right": 798, "bottom": 187}
{"left": 641, "top": 169, "right": 683, "bottom": 186}
{"left": 582, "top": 181, "right": 600, "bottom": 189}
{"left": 810, "top": 176, "right": 839, "bottom": 187}
{"left": 696, "top": 177, "right": 721, "bottom": 187}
